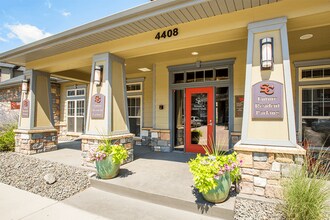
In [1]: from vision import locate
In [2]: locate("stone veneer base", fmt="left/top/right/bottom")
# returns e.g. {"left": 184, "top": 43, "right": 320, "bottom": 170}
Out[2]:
{"left": 141, "top": 128, "right": 171, "bottom": 152}
{"left": 14, "top": 129, "right": 58, "bottom": 155}
{"left": 234, "top": 141, "right": 306, "bottom": 199}
{"left": 81, "top": 133, "right": 134, "bottom": 168}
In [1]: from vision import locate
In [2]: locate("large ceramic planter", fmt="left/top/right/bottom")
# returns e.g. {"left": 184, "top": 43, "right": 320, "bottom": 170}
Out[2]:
{"left": 202, "top": 171, "right": 231, "bottom": 203}
{"left": 95, "top": 156, "right": 120, "bottom": 179}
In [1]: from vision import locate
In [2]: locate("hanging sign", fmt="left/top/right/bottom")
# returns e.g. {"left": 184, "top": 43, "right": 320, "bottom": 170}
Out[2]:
{"left": 252, "top": 80, "right": 283, "bottom": 119}
{"left": 21, "top": 99, "right": 30, "bottom": 118}
{"left": 91, "top": 94, "right": 105, "bottom": 119}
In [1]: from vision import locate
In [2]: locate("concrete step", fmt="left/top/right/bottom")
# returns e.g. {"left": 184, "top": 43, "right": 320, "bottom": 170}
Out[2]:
{"left": 21, "top": 187, "right": 223, "bottom": 220}
{"left": 90, "top": 177, "right": 235, "bottom": 220}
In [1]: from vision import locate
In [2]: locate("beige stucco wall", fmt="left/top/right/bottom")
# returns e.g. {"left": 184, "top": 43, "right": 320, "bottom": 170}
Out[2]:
{"left": 126, "top": 71, "right": 153, "bottom": 128}
{"left": 35, "top": 74, "right": 52, "bottom": 127}
{"left": 112, "top": 60, "right": 128, "bottom": 132}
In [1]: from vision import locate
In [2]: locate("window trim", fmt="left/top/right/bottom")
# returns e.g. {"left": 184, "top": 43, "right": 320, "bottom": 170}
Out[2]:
{"left": 127, "top": 95, "right": 143, "bottom": 137}
{"left": 298, "top": 65, "right": 330, "bottom": 82}
{"left": 66, "top": 88, "right": 86, "bottom": 97}
{"left": 126, "top": 82, "right": 143, "bottom": 93}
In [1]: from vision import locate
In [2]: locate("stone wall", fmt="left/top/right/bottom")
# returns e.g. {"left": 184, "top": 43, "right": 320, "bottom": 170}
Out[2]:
{"left": 0, "top": 83, "right": 60, "bottom": 131}
{"left": 0, "top": 86, "right": 21, "bottom": 130}
{"left": 81, "top": 134, "right": 134, "bottom": 167}
{"left": 14, "top": 129, "right": 58, "bottom": 155}
{"left": 141, "top": 128, "right": 171, "bottom": 152}
{"left": 237, "top": 149, "right": 305, "bottom": 199}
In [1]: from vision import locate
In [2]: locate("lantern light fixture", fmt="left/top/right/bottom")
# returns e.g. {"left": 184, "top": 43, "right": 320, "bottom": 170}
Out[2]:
{"left": 260, "top": 37, "right": 274, "bottom": 70}
{"left": 22, "top": 79, "right": 29, "bottom": 93}
{"left": 94, "top": 65, "right": 103, "bottom": 86}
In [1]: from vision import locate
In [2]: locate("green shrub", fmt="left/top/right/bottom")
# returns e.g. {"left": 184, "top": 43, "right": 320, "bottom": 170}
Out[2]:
{"left": 0, "top": 124, "right": 16, "bottom": 152}
{"left": 188, "top": 152, "right": 241, "bottom": 194}
{"left": 280, "top": 151, "right": 330, "bottom": 220}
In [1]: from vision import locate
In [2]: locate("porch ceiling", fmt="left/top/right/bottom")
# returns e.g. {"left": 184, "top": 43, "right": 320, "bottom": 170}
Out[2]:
{"left": 0, "top": 0, "right": 279, "bottom": 66}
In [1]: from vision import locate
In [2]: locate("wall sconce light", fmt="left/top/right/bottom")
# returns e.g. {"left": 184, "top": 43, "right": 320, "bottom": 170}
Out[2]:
{"left": 260, "top": 37, "right": 273, "bottom": 70}
{"left": 94, "top": 65, "right": 103, "bottom": 86}
{"left": 22, "top": 79, "right": 29, "bottom": 93}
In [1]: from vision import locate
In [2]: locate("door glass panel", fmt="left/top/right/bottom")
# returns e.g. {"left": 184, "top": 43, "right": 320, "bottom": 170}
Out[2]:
{"left": 76, "top": 117, "right": 84, "bottom": 133}
{"left": 129, "top": 118, "right": 141, "bottom": 137}
{"left": 190, "top": 93, "right": 207, "bottom": 145}
{"left": 216, "top": 87, "right": 229, "bottom": 151}
{"left": 68, "top": 117, "right": 74, "bottom": 132}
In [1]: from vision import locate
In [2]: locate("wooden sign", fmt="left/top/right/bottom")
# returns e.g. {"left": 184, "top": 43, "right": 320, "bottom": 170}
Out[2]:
{"left": 252, "top": 80, "right": 283, "bottom": 119}
{"left": 21, "top": 99, "right": 30, "bottom": 118}
{"left": 235, "top": 96, "right": 244, "bottom": 117}
{"left": 91, "top": 94, "right": 105, "bottom": 119}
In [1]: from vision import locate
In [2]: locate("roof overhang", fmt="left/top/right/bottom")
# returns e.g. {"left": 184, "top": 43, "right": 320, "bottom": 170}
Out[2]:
{"left": 0, "top": 0, "right": 279, "bottom": 66}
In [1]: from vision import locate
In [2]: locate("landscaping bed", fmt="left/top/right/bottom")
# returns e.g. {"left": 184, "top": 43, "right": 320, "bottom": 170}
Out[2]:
{"left": 0, "top": 152, "right": 91, "bottom": 201}
{"left": 234, "top": 197, "right": 284, "bottom": 220}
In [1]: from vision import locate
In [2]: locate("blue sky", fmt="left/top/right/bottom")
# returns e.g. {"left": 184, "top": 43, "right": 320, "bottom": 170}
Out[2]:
{"left": 0, "top": 0, "right": 150, "bottom": 53}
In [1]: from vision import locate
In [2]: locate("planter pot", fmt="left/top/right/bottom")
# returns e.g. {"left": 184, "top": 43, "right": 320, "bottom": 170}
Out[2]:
{"left": 95, "top": 156, "right": 120, "bottom": 179}
{"left": 202, "top": 171, "right": 231, "bottom": 203}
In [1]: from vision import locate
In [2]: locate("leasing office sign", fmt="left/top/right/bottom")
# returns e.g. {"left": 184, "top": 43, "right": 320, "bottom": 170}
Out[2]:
{"left": 252, "top": 80, "right": 283, "bottom": 119}
{"left": 91, "top": 94, "right": 105, "bottom": 119}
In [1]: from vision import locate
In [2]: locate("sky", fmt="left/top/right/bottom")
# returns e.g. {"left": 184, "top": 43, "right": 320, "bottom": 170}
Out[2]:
{"left": 0, "top": 0, "right": 150, "bottom": 53}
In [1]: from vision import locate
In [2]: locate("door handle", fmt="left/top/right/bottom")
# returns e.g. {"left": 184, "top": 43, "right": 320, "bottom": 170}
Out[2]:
{"left": 208, "top": 120, "right": 213, "bottom": 126}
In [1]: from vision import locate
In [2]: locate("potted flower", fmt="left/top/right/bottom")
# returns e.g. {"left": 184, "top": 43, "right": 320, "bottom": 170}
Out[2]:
{"left": 88, "top": 140, "right": 128, "bottom": 179}
{"left": 188, "top": 143, "right": 241, "bottom": 203}
{"left": 191, "top": 129, "right": 202, "bottom": 144}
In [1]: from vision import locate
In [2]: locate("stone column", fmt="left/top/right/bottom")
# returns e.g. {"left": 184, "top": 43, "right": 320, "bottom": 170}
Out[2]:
{"left": 81, "top": 53, "right": 134, "bottom": 166}
{"left": 234, "top": 17, "right": 305, "bottom": 199}
{"left": 15, "top": 70, "right": 57, "bottom": 155}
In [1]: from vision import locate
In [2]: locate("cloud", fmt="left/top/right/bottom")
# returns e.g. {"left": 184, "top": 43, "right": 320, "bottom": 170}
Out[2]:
{"left": 61, "top": 10, "right": 71, "bottom": 17}
{"left": 5, "top": 23, "right": 52, "bottom": 44}
{"left": 0, "top": 36, "right": 8, "bottom": 42}
{"left": 45, "top": 0, "right": 52, "bottom": 9}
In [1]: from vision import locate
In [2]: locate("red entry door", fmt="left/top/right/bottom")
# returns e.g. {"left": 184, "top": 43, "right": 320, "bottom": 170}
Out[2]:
{"left": 185, "top": 87, "right": 214, "bottom": 153}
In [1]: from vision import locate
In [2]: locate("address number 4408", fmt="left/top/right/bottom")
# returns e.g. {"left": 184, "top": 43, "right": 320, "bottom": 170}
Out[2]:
{"left": 155, "top": 28, "right": 179, "bottom": 40}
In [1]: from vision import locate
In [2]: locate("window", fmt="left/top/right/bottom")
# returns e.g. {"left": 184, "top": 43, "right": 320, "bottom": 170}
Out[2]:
{"left": 67, "top": 88, "right": 85, "bottom": 97}
{"left": 67, "top": 100, "right": 85, "bottom": 133}
{"left": 66, "top": 86, "right": 86, "bottom": 133}
{"left": 127, "top": 82, "right": 142, "bottom": 93}
{"left": 298, "top": 65, "right": 330, "bottom": 149}
{"left": 301, "top": 67, "right": 330, "bottom": 80}
{"left": 172, "top": 68, "right": 229, "bottom": 84}
{"left": 127, "top": 96, "right": 142, "bottom": 137}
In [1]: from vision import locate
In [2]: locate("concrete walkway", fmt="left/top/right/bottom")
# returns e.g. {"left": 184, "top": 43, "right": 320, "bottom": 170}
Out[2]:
{"left": 32, "top": 140, "right": 90, "bottom": 170}
{"left": 0, "top": 183, "right": 57, "bottom": 220}
{"left": 0, "top": 183, "right": 221, "bottom": 220}
{"left": 23, "top": 142, "right": 236, "bottom": 219}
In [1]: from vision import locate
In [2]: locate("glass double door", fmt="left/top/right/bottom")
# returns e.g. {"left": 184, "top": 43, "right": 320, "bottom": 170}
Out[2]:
{"left": 185, "top": 87, "right": 214, "bottom": 153}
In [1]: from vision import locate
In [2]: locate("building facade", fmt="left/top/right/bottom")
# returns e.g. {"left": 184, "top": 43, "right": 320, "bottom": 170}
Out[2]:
{"left": 0, "top": 0, "right": 329, "bottom": 198}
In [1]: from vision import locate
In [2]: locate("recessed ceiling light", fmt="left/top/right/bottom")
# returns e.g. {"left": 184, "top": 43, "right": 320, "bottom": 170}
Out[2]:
{"left": 300, "top": 34, "right": 313, "bottom": 40}
{"left": 138, "top": 67, "right": 151, "bottom": 72}
{"left": 191, "top": 52, "right": 199, "bottom": 56}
